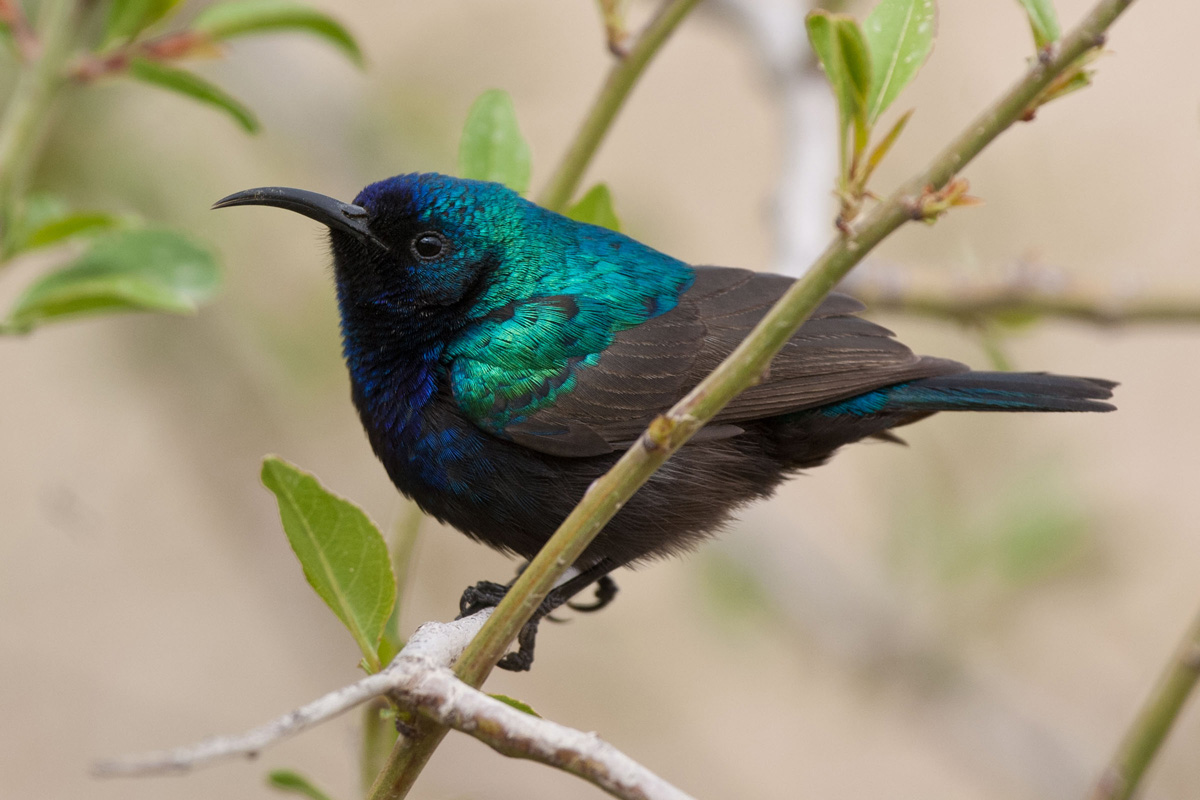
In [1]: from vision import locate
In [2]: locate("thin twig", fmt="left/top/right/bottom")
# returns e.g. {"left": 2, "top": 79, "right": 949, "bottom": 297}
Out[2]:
{"left": 537, "top": 0, "right": 704, "bottom": 212}
{"left": 94, "top": 613, "right": 490, "bottom": 777}
{"left": 845, "top": 271, "right": 1200, "bottom": 326}
{"left": 1088, "top": 604, "right": 1200, "bottom": 800}
{"left": 95, "top": 609, "right": 695, "bottom": 800}
{"left": 69, "top": 30, "right": 211, "bottom": 82}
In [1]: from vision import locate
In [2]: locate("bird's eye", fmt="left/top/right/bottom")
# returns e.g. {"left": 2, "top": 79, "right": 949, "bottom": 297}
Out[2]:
{"left": 411, "top": 232, "right": 446, "bottom": 261}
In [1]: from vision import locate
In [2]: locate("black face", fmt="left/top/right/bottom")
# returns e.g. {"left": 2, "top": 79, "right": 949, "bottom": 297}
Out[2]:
{"left": 214, "top": 180, "right": 495, "bottom": 312}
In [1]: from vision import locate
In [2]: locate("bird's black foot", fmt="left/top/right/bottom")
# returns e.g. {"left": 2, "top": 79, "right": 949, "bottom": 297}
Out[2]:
{"left": 454, "top": 559, "right": 616, "bottom": 672}
{"left": 458, "top": 579, "right": 510, "bottom": 617}
{"left": 567, "top": 574, "right": 619, "bottom": 612}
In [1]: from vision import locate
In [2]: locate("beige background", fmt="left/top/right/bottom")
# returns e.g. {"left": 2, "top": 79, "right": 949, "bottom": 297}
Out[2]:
{"left": 3, "top": 1, "right": 1199, "bottom": 798}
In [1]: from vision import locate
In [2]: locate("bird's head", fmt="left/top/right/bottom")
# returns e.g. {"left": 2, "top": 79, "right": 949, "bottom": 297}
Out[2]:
{"left": 214, "top": 172, "right": 529, "bottom": 314}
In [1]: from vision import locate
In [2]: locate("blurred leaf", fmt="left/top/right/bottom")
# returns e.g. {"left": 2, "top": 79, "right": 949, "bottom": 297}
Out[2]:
{"left": 699, "top": 551, "right": 773, "bottom": 625}
{"left": 102, "top": 0, "right": 185, "bottom": 47}
{"left": 806, "top": 13, "right": 872, "bottom": 169}
{"left": 23, "top": 212, "right": 128, "bottom": 251}
{"left": 193, "top": 0, "right": 364, "bottom": 68}
{"left": 3, "top": 228, "right": 219, "bottom": 333}
{"left": 128, "top": 57, "right": 259, "bottom": 133}
{"left": 836, "top": 19, "right": 872, "bottom": 120}
{"left": 976, "top": 322, "right": 1014, "bottom": 371}
{"left": 18, "top": 193, "right": 68, "bottom": 232}
{"left": 890, "top": 468, "right": 1095, "bottom": 591}
{"left": 1015, "top": 0, "right": 1060, "bottom": 48}
{"left": 267, "top": 769, "right": 336, "bottom": 800}
{"left": 457, "top": 89, "right": 532, "bottom": 195}
{"left": 6, "top": 194, "right": 131, "bottom": 257}
{"left": 566, "top": 183, "right": 621, "bottom": 231}
{"left": 991, "top": 499, "right": 1089, "bottom": 584}
{"left": 489, "top": 694, "right": 540, "bottom": 717}
{"left": 4, "top": 193, "right": 67, "bottom": 256}
{"left": 863, "top": 0, "right": 936, "bottom": 125}
{"left": 261, "top": 456, "right": 396, "bottom": 672}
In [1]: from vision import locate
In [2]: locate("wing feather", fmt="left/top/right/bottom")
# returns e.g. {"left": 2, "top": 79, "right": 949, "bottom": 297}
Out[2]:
{"left": 448, "top": 266, "right": 964, "bottom": 457}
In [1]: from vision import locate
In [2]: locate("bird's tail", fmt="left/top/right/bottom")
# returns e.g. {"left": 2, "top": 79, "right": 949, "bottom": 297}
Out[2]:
{"left": 876, "top": 372, "right": 1117, "bottom": 414}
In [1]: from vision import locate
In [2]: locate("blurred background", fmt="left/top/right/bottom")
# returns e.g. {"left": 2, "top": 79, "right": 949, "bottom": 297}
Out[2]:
{"left": 3, "top": 1, "right": 1199, "bottom": 798}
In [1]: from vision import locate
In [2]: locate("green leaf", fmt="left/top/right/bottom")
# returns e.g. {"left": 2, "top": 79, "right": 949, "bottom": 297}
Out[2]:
{"left": 836, "top": 20, "right": 872, "bottom": 115}
{"left": 128, "top": 57, "right": 259, "bottom": 133}
{"left": 1034, "top": 63, "right": 1095, "bottom": 108}
{"left": 5, "top": 194, "right": 132, "bottom": 258}
{"left": 24, "top": 212, "right": 127, "bottom": 251}
{"left": 1015, "top": 0, "right": 1061, "bottom": 48}
{"left": 193, "top": 0, "right": 364, "bottom": 68}
{"left": 260, "top": 456, "right": 396, "bottom": 671}
{"left": 457, "top": 89, "right": 532, "bottom": 195}
{"left": 4, "top": 193, "right": 68, "bottom": 257}
{"left": 267, "top": 769, "right": 336, "bottom": 800}
{"left": 566, "top": 183, "right": 621, "bottom": 231}
{"left": 863, "top": 0, "right": 937, "bottom": 125}
{"left": 4, "top": 228, "right": 219, "bottom": 333}
{"left": 806, "top": 13, "right": 872, "bottom": 173}
{"left": 489, "top": 694, "right": 540, "bottom": 717}
{"left": 102, "top": 0, "right": 185, "bottom": 47}
{"left": 861, "top": 107, "right": 913, "bottom": 184}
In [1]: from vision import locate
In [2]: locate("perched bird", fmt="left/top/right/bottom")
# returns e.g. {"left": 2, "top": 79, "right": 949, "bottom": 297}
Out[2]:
{"left": 216, "top": 173, "right": 1114, "bottom": 670}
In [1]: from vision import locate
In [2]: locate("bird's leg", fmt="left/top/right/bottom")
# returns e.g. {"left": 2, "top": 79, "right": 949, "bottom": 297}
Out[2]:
{"left": 455, "top": 559, "right": 617, "bottom": 672}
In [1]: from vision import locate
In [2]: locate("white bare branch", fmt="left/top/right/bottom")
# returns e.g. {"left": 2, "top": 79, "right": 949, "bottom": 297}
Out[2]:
{"left": 94, "top": 607, "right": 696, "bottom": 800}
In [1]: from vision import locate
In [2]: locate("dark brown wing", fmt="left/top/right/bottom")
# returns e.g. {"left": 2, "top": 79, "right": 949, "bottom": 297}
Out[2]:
{"left": 503, "top": 266, "right": 964, "bottom": 457}
{"left": 684, "top": 267, "right": 966, "bottom": 424}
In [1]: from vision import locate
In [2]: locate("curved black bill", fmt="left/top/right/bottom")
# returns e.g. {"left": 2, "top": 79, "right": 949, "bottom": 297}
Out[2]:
{"left": 213, "top": 186, "right": 385, "bottom": 248}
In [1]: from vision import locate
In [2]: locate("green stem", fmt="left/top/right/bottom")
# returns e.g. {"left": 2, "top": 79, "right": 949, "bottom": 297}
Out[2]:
{"left": 1089, "top": 604, "right": 1200, "bottom": 800}
{"left": 0, "top": 0, "right": 76, "bottom": 258}
{"left": 365, "top": 715, "right": 448, "bottom": 800}
{"left": 369, "top": 0, "right": 1137, "bottom": 796}
{"left": 536, "top": 0, "right": 703, "bottom": 212}
{"left": 360, "top": 699, "right": 398, "bottom": 797}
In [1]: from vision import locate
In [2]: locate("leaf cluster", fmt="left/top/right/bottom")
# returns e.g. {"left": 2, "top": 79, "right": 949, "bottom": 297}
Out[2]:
{"left": 0, "top": 0, "right": 363, "bottom": 334}
{"left": 456, "top": 88, "right": 622, "bottom": 231}
{"left": 805, "top": 0, "right": 1089, "bottom": 228}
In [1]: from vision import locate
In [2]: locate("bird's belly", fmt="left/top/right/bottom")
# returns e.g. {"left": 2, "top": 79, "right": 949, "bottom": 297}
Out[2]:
{"left": 364, "top": 399, "right": 799, "bottom": 566}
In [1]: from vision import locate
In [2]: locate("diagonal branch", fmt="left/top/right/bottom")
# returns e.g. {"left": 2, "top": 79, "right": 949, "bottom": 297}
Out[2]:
{"left": 455, "top": 0, "right": 1139, "bottom": 695}
{"left": 95, "top": 609, "right": 696, "bottom": 800}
